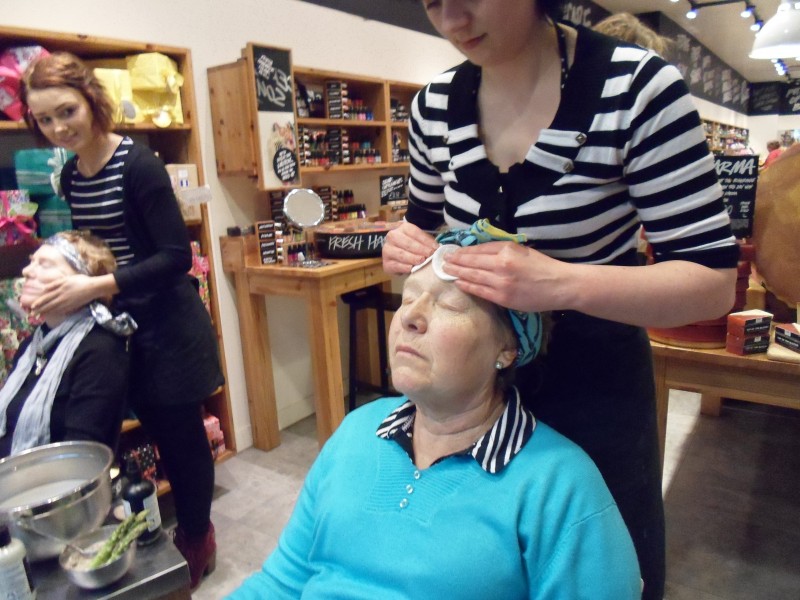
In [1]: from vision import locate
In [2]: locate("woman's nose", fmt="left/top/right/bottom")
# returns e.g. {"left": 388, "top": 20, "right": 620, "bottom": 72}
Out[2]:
{"left": 400, "top": 299, "right": 428, "bottom": 333}
{"left": 439, "top": 1, "right": 470, "bottom": 34}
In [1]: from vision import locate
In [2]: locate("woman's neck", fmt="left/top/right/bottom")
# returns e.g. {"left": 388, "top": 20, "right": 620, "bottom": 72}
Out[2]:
{"left": 412, "top": 390, "right": 506, "bottom": 470}
{"left": 77, "top": 132, "right": 123, "bottom": 177}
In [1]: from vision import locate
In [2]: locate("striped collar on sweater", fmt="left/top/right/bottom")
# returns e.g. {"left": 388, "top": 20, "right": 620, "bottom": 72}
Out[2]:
{"left": 375, "top": 387, "right": 536, "bottom": 474}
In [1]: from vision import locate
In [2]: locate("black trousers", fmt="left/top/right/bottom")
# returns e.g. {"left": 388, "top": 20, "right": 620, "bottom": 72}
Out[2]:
{"left": 518, "top": 311, "right": 666, "bottom": 600}
{"left": 135, "top": 402, "right": 214, "bottom": 537}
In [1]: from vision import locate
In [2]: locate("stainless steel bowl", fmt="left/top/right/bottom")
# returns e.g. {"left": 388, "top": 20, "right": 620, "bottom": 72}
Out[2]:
{"left": 59, "top": 524, "right": 136, "bottom": 590}
{"left": 0, "top": 441, "right": 113, "bottom": 561}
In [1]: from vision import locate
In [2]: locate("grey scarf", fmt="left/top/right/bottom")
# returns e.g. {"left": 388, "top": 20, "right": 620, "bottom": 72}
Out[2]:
{"left": 0, "top": 308, "right": 95, "bottom": 454}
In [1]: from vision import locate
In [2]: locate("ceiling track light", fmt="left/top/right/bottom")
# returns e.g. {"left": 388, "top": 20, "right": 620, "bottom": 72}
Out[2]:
{"left": 751, "top": 0, "right": 800, "bottom": 59}
{"left": 678, "top": 0, "right": 763, "bottom": 32}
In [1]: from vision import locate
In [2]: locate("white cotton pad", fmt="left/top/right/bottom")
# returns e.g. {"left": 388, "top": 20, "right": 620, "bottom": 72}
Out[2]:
{"left": 431, "top": 245, "right": 458, "bottom": 281}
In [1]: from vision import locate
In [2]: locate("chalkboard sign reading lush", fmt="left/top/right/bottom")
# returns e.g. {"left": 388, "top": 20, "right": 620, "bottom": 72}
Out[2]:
{"left": 714, "top": 155, "right": 758, "bottom": 239}
{"left": 252, "top": 45, "right": 294, "bottom": 112}
{"left": 247, "top": 43, "right": 300, "bottom": 189}
{"left": 380, "top": 175, "right": 407, "bottom": 204}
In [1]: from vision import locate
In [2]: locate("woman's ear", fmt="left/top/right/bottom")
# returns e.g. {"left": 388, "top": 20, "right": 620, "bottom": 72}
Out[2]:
{"left": 496, "top": 347, "right": 519, "bottom": 370}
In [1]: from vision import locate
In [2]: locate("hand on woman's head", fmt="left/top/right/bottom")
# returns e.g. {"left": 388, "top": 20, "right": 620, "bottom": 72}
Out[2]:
{"left": 382, "top": 221, "right": 438, "bottom": 275}
{"left": 22, "top": 231, "right": 117, "bottom": 317}
{"left": 19, "top": 245, "right": 78, "bottom": 312}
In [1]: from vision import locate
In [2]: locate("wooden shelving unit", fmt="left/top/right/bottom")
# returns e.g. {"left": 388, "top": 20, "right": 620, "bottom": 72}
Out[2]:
{"left": 208, "top": 55, "right": 419, "bottom": 199}
{"left": 0, "top": 25, "right": 236, "bottom": 473}
{"left": 702, "top": 118, "right": 749, "bottom": 154}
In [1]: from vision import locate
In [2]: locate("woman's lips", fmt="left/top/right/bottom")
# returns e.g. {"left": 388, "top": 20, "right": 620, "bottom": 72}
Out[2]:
{"left": 459, "top": 34, "right": 486, "bottom": 51}
{"left": 394, "top": 344, "right": 423, "bottom": 359}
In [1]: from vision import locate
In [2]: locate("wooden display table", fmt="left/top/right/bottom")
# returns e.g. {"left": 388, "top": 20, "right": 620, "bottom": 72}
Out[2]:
{"left": 650, "top": 339, "right": 800, "bottom": 468}
{"left": 220, "top": 236, "right": 391, "bottom": 450}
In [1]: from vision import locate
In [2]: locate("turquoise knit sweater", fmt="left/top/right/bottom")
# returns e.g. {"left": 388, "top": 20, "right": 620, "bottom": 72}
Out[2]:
{"left": 229, "top": 398, "right": 641, "bottom": 599}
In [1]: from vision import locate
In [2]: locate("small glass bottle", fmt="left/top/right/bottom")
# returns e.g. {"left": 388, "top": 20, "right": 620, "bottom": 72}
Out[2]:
{"left": 0, "top": 520, "right": 36, "bottom": 600}
{"left": 121, "top": 456, "right": 163, "bottom": 545}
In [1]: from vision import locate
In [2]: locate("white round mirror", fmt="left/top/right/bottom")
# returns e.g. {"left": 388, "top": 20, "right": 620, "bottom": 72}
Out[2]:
{"left": 283, "top": 188, "right": 325, "bottom": 229}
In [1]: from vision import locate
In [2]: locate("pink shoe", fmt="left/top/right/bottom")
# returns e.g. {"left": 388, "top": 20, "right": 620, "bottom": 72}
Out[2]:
{"left": 173, "top": 522, "right": 217, "bottom": 590}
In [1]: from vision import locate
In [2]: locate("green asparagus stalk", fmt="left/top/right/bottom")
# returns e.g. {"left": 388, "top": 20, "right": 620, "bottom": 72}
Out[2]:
{"left": 88, "top": 509, "right": 149, "bottom": 568}
{"left": 107, "top": 522, "right": 148, "bottom": 562}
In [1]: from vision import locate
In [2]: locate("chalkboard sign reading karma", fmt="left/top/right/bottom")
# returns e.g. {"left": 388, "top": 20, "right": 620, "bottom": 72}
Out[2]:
{"left": 714, "top": 155, "right": 758, "bottom": 239}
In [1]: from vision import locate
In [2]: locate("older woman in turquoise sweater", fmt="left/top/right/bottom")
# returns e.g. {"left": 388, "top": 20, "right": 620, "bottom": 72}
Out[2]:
{"left": 229, "top": 221, "right": 640, "bottom": 599}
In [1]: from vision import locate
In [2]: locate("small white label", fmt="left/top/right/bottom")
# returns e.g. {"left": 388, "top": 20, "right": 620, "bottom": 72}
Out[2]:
{"left": 0, "top": 561, "right": 35, "bottom": 599}
{"left": 123, "top": 491, "right": 162, "bottom": 533}
{"left": 177, "top": 185, "right": 212, "bottom": 205}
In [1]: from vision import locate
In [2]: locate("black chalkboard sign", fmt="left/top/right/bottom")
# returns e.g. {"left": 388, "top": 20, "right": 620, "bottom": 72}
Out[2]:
{"left": 380, "top": 175, "right": 407, "bottom": 204}
{"left": 659, "top": 15, "right": 749, "bottom": 114}
{"left": 251, "top": 44, "right": 294, "bottom": 113}
{"left": 714, "top": 155, "right": 758, "bottom": 238}
{"left": 559, "top": 0, "right": 610, "bottom": 27}
{"left": 785, "top": 82, "right": 800, "bottom": 115}
{"left": 750, "top": 82, "right": 783, "bottom": 115}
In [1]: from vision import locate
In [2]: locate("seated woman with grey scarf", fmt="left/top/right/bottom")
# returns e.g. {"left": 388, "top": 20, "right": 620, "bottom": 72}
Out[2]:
{"left": 0, "top": 231, "right": 135, "bottom": 458}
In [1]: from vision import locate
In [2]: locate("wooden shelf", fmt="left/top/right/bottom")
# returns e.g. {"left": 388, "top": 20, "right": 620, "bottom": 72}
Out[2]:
{"left": 297, "top": 117, "right": 387, "bottom": 128}
{"left": 209, "top": 50, "right": 420, "bottom": 197}
{"left": 0, "top": 25, "right": 237, "bottom": 468}
{"left": 121, "top": 419, "right": 141, "bottom": 434}
{"left": 702, "top": 118, "right": 749, "bottom": 154}
{"left": 299, "top": 163, "right": 406, "bottom": 174}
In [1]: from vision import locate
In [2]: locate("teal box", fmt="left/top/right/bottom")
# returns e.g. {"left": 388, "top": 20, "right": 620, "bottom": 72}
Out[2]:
{"left": 14, "top": 147, "right": 74, "bottom": 197}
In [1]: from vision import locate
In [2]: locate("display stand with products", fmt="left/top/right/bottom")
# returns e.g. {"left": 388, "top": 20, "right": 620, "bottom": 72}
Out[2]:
{"left": 0, "top": 25, "right": 236, "bottom": 494}
{"left": 702, "top": 118, "right": 749, "bottom": 154}
{"left": 207, "top": 46, "right": 420, "bottom": 219}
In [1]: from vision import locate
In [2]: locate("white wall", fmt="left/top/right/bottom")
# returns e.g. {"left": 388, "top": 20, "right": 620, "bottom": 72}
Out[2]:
{"left": 747, "top": 114, "right": 800, "bottom": 157}
{"left": 4, "top": 0, "right": 463, "bottom": 450}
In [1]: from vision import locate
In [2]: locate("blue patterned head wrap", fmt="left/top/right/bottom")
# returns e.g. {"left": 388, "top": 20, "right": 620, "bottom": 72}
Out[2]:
{"left": 429, "top": 219, "right": 543, "bottom": 367}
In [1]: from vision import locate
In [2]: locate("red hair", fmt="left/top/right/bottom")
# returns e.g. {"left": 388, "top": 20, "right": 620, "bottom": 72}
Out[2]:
{"left": 20, "top": 52, "right": 115, "bottom": 143}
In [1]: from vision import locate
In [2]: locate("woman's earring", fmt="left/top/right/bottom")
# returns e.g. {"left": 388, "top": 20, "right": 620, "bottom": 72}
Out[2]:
{"left": 495, "top": 361, "right": 504, "bottom": 370}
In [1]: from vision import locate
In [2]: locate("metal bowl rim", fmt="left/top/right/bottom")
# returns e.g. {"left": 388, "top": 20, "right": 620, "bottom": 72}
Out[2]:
{"left": 0, "top": 441, "right": 113, "bottom": 517}
{"left": 58, "top": 524, "right": 136, "bottom": 588}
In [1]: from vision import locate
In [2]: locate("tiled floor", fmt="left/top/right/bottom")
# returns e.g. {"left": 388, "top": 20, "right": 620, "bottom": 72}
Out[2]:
{"left": 192, "top": 391, "right": 800, "bottom": 599}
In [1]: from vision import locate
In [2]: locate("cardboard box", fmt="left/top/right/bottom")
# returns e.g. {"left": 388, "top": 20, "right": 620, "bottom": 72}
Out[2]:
{"left": 165, "top": 163, "right": 201, "bottom": 221}
{"left": 727, "top": 309, "right": 773, "bottom": 338}
{"left": 774, "top": 323, "right": 800, "bottom": 353}
{"left": 725, "top": 332, "right": 769, "bottom": 355}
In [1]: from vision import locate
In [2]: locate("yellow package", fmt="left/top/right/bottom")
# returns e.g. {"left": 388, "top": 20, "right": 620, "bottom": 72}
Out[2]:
{"left": 131, "top": 88, "right": 184, "bottom": 127}
{"left": 126, "top": 52, "right": 184, "bottom": 93}
{"left": 93, "top": 68, "right": 137, "bottom": 123}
